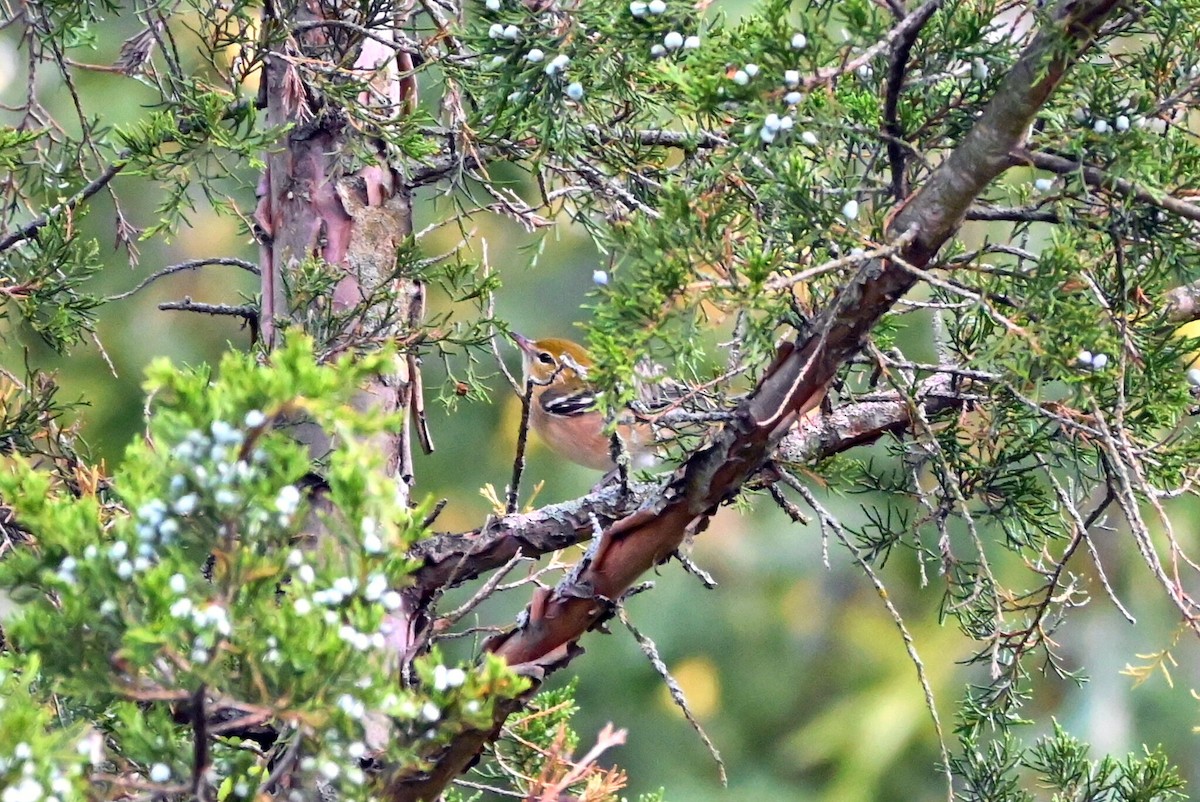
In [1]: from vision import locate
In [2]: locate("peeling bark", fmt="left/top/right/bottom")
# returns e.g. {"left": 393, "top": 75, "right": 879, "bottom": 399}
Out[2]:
{"left": 254, "top": 1, "right": 419, "bottom": 490}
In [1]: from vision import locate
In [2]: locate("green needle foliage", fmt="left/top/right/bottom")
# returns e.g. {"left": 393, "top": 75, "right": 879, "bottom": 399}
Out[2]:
{"left": 3, "top": 0, "right": 1200, "bottom": 799}
{"left": 0, "top": 336, "right": 528, "bottom": 800}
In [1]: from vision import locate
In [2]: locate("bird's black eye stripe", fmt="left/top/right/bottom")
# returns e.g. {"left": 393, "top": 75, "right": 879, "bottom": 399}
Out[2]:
{"left": 537, "top": 352, "right": 555, "bottom": 365}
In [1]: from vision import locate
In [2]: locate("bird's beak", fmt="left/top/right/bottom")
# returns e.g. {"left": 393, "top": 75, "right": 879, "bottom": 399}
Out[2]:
{"left": 510, "top": 331, "right": 536, "bottom": 354}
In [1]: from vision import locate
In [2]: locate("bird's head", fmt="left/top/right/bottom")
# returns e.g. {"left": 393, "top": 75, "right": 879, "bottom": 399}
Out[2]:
{"left": 511, "top": 333, "right": 593, "bottom": 385}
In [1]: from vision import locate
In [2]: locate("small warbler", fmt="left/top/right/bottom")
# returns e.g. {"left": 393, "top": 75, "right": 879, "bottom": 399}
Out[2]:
{"left": 511, "top": 333, "right": 659, "bottom": 471}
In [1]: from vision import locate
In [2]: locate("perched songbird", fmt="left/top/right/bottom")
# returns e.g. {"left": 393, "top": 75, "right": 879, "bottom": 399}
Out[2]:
{"left": 511, "top": 333, "right": 659, "bottom": 471}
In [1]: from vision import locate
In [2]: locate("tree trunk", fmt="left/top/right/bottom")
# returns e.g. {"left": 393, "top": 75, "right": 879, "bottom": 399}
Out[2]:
{"left": 254, "top": 0, "right": 419, "bottom": 494}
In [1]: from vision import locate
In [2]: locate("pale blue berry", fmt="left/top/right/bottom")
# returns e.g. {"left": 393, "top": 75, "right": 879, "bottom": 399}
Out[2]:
{"left": 275, "top": 485, "right": 302, "bottom": 515}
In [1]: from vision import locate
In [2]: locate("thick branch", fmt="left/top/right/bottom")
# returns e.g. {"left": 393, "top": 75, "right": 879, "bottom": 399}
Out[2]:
{"left": 408, "top": 373, "right": 965, "bottom": 604}
{"left": 893, "top": 0, "right": 1119, "bottom": 264}
{"left": 388, "top": 1, "right": 1123, "bottom": 797}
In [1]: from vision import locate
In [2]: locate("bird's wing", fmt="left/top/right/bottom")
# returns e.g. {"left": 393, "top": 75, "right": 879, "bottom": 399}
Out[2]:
{"left": 540, "top": 385, "right": 598, "bottom": 417}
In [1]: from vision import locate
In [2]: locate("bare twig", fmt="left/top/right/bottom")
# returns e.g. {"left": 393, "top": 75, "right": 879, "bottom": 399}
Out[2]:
{"left": 507, "top": 379, "right": 536, "bottom": 515}
{"left": 159, "top": 299, "right": 258, "bottom": 322}
{"left": 801, "top": 0, "right": 946, "bottom": 91}
{"left": 256, "top": 730, "right": 303, "bottom": 796}
{"left": 0, "top": 158, "right": 127, "bottom": 253}
{"left": 107, "top": 257, "right": 260, "bottom": 301}
{"left": 791, "top": 483, "right": 953, "bottom": 802}
{"left": 673, "top": 551, "right": 718, "bottom": 589}
{"left": 437, "top": 550, "right": 530, "bottom": 630}
{"left": 617, "top": 607, "right": 726, "bottom": 786}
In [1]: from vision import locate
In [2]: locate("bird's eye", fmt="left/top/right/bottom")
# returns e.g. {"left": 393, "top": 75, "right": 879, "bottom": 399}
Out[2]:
{"left": 537, "top": 352, "right": 556, "bottom": 366}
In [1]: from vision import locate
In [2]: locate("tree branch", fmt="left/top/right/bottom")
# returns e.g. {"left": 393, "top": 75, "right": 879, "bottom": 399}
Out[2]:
{"left": 158, "top": 300, "right": 259, "bottom": 322}
{"left": 802, "top": 0, "right": 946, "bottom": 91}
{"left": 107, "top": 257, "right": 260, "bottom": 302}
{"left": 406, "top": 373, "right": 968, "bottom": 608}
{"left": 882, "top": 0, "right": 943, "bottom": 200}
{"left": 385, "top": 0, "right": 1124, "bottom": 797}
{"left": 0, "top": 158, "right": 127, "bottom": 253}
{"left": 407, "top": 126, "right": 729, "bottom": 190}
{"left": 0, "top": 101, "right": 250, "bottom": 254}
{"left": 483, "top": 0, "right": 1121, "bottom": 665}
{"left": 964, "top": 204, "right": 1061, "bottom": 224}
{"left": 1164, "top": 278, "right": 1200, "bottom": 323}
{"left": 1023, "top": 148, "right": 1200, "bottom": 223}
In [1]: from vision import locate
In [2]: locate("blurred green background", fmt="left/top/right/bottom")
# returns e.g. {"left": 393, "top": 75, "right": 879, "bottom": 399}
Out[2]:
{"left": 3, "top": 2, "right": 1200, "bottom": 800}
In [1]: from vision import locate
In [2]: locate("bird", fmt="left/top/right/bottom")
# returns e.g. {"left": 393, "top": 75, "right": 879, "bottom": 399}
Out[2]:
{"left": 511, "top": 332, "right": 661, "bottom": 471}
